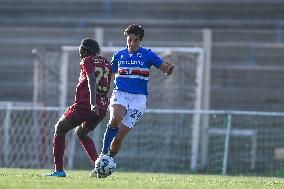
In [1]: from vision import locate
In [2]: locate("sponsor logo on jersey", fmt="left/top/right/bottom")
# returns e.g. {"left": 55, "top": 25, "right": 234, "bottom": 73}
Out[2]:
{"left": 118, "top": 60, "right": 145, "bottom": 66}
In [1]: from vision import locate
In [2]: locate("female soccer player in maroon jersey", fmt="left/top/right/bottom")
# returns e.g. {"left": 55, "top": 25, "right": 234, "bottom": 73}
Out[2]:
{"left": 45, "top": 38, "right": 112, "bottom": 177}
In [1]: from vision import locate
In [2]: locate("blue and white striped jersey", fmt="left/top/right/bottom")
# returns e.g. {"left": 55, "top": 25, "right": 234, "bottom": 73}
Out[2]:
{"left": 111, "top": 47, "right": 163, "bottom": 95}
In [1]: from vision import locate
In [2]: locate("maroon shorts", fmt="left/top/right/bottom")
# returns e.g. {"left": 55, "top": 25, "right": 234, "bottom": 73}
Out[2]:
{"left": 64, "top": 96, "right": 108, "bottom": 131}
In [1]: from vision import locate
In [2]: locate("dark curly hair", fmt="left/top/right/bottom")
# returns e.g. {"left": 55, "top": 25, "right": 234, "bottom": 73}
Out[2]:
{"left": 123, "top": 24, "right": 144, "bottom": 40}
{"left": 79, "top": 38, "right": 100, "bottom": 58}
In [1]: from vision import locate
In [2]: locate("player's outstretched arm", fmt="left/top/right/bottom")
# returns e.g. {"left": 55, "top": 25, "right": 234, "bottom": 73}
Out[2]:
{"left": 159, "top": 61, "right": 175, "bottom": 75}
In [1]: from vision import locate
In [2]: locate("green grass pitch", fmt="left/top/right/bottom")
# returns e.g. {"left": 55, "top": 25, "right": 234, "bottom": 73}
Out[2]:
{"left": 0, "top": 168, "right": 284, "bottom": 189}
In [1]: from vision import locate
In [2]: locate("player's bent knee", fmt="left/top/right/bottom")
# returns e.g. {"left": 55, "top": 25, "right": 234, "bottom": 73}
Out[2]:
{"left": 74, "top": 126, "right": 88, "bottom": 140}
{"left": 55, "top": 123, "right": 65, "bottom": 136}
{"left": 109, "top": 115, "right": 123, "bottom": 127}
{"left": 54, "top": 118, "right": 73, "bottom": 136}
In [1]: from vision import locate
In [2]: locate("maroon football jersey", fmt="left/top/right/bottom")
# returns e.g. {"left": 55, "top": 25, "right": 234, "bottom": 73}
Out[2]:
{"left": 75, "top": 55, "right": 112, "bottom": 104}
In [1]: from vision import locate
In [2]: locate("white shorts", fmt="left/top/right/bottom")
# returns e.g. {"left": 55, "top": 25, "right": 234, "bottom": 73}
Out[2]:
{"left": 110, "top": 90, "right": 147, "bottom": 128}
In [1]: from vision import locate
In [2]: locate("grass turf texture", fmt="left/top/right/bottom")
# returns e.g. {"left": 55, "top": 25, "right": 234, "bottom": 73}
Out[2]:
{"left": 0, "top": 168, "right": 284, "bottom": 189}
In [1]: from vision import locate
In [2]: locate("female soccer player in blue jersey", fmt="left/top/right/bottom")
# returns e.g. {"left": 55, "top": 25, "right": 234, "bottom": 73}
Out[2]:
{"left": 93, "top": 24, "right": 174, "bottom": 177}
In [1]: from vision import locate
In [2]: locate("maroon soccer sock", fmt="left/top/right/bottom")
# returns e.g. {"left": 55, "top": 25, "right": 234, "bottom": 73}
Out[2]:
{"left": 79, "top": 136, "right": 98, "bottom": 165}
{"left": 53, "top": 135, "right": 65, "bottom": 171}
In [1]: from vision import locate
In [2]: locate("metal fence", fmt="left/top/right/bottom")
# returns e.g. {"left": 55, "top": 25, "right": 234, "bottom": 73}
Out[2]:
{"left": 1, "top": 103, "right": 284, "bottom": 175}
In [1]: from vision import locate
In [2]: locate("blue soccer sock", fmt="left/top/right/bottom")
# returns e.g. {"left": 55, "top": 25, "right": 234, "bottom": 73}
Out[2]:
{"left": 102, "top": 125, "right": 119, "bottom": 154}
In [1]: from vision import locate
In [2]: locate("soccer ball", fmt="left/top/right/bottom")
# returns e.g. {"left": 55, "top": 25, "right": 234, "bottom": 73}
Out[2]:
{"left": 90, "top": 155, "right": 116, "bottom": 178}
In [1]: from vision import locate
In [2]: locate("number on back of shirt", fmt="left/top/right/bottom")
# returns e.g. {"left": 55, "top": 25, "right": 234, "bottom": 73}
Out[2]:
{"left": 94, "top": 66, "right": 110, "bottom": 95}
